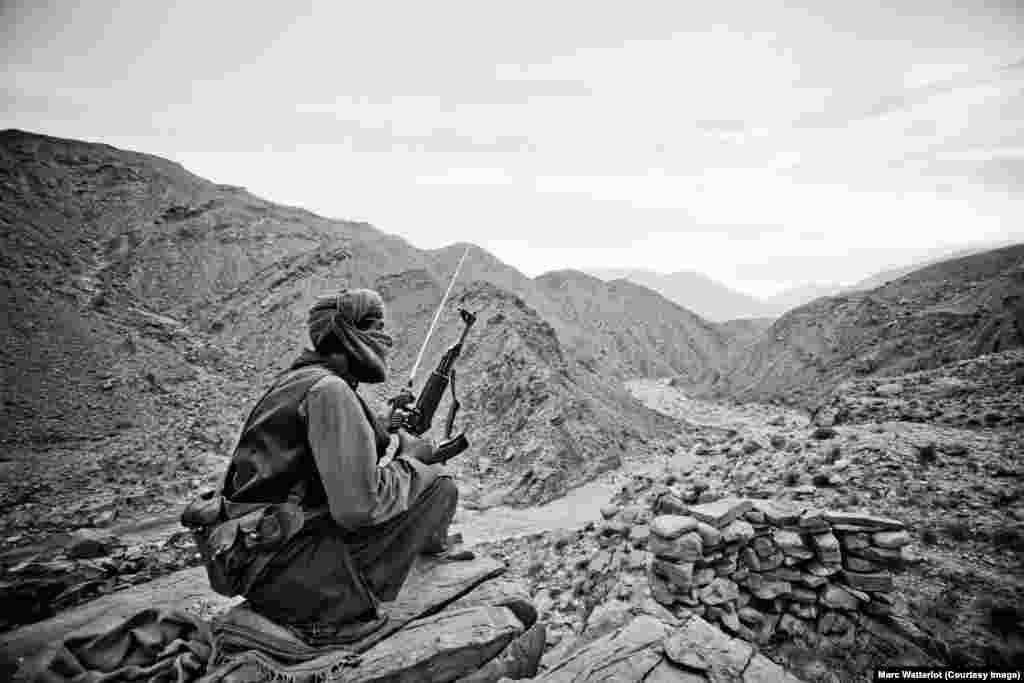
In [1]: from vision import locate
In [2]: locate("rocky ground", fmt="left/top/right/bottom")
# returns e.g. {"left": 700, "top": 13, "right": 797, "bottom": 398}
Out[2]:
{"left": 483, "top": 353, "right": 1024, "bottom": 679}
{"left": 2, "top": 351, "right": 1022, "bottom": 678}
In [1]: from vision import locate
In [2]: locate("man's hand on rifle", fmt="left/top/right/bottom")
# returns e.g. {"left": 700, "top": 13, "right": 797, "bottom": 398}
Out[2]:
{"left": 395, "top": 430, "right": 445, "bottom": 466}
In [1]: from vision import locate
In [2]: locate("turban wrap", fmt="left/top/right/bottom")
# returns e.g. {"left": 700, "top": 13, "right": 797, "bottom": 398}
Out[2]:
{"left": 307, "top": 289, "right": 393, "bottom": 383}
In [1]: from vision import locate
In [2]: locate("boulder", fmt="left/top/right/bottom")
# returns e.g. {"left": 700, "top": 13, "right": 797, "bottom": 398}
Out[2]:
{"left": 751, "top": 537, "right": 775, "bottom": 558}
{"left": 533, "top": 615, "right": 669, "bottom": 682}
{"left": 805, "top": 560, "right": 841, "bottom": 577}
{"left": 740, "top": 548, "right": 761, "bottom": 572}
{"left": 447, "top": 578, "right": 537, "bottom": 628}
{"left": 759, "top": 551, "right": 785, "bottom": 571}
{"left": 653, "top": 492, "right": 689, "bottom": 516}
{"left": 788, "top": 603, "right": 818, "bottom": 620}
{"left": 583, "top": 599, "right": 634, "bottom": 641}
{"left": 687, "top": 498, "right": 753, "bottom": 529}
{"left": 838, "top": 532, "right": 870, "bottom": 551}
{"left": 817, "top": 610, "right": 853, "bottom": 635}
{"left": 694, "top": 522, "right": 723, "bottom": 548}
{"left": 722, "top": 520, "right": 755, "bottom": 545}
{"left": 851, "top": 546, "right": 905, "bottom": 565}
{"left": 742, "top": 652, "right": 807, "bottom": 683}
{"left": 810, "top": 532, "right": 841, "bottom": 563}
{"left": 760, "top": 568, "right": 802, "bottom": 583}
{"left": 844, "top": 556, "right": 882, "bottom": 573}
{"left": 650, "top": 515, "right": 698, "bottom": 540}
{"left": 694, "top": 567, "right": 716, "bottom": 587}
{"left": 627, "top": 550, "right": 649, "bottom": 570}
{"left": 790, "top": 587, "right": 818, "bottom": 604}
{"left": 795, "top": 573, "right": 827, "bottom": 589}
{"left": 653, "top": 559, "right": 695, "bottom": 592}
{"left": 774, "top": 530, "right": 813, "bottom": 559}
{"left": 620, "top": 505, "right": 646, "bottom": 525}
{"left": 798, "top": 510, "right": 830, "bottom": 534}
{"left": 698, "top": 578, "right": 739, "bottom": 606}
{"left": 744, "top": 574, "right": 792, "bottom": 600}
{"left": 662, "top": 614, "right": 754, "bottom": 681}
{"left": 752, "top": 500, "right": 801, "bottom": 526}
{"left": 337, "top": 605, "right": 524, "bottom": 682}
{"left": 648, "top": 532, "right": 703, "bottom": 562}
{"left": 601, "top": 520, "right": 629, "bottom": 538}
{"left": 778, "top": 614, "right": 815, "bottom": 641}
{"left": 649, "top": 572, "right": 675, "bottom": 606}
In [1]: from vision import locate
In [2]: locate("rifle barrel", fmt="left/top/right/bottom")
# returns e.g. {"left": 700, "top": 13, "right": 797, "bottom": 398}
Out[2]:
{"left": 408, "top": 244, "right": 472, "bottom": 386}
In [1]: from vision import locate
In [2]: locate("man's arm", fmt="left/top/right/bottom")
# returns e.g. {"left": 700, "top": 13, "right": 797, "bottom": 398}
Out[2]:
{"left": 303, "top": 376, "right": 442, "bottom": 531}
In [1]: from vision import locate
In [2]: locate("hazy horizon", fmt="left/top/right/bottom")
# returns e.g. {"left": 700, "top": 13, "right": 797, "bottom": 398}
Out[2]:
{"left": 3, "top": 1, "right": 1022, "bottom": 298}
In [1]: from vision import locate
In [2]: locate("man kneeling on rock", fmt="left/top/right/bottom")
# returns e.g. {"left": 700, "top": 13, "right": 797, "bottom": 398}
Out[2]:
{"left": 185, "top": 289, "right": 469, "bottom": 646}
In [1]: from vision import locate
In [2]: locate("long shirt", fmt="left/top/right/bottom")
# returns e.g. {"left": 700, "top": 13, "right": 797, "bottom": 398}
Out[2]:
{"left": 300, "top": 374, "right": 442, "bottom": 531}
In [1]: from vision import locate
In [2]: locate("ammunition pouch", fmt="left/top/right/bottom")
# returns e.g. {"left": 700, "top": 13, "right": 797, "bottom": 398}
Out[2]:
{"left": 181, "top": 489, "right": 309, "bottom": 598}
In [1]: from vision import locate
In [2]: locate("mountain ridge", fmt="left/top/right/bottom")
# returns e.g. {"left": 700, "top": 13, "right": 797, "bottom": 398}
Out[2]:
{"left": 0, "top": 128, "right": 700, "bottom": 509}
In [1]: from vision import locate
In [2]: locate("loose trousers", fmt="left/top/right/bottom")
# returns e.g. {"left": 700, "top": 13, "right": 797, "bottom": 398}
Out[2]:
{"left": 245, "top": 476, "right": 458, "bottom": 628}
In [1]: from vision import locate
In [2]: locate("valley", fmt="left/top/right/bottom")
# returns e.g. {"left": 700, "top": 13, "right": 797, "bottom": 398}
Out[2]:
{"left": 1, "top": 130, "right": 1022, "bottom": 679}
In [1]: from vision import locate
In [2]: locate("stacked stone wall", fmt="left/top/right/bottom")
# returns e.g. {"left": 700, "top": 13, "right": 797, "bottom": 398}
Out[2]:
{"left": 637, "top": 496, "right": 911, "bottom": 647}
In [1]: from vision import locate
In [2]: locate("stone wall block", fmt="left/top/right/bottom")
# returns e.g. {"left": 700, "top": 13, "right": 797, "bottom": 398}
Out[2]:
{"left": 649, "top": 515, "right": 697, "bottom": 540}
{"left": 759, "top": 551, "right": 786, "bottom": 571}
{"left": 695, "top": 567, "right": 716, "bottom": 587}
{"left": 841, "top": 570, "right": 894, "bottom": 593}
{"left": 798, "top": 510, "right": 830, "bottom": 534}
{"left": 648, "top": 531, "right": 703, "bottom": 562}
{"left": 688, "top": 498, "right": 754, "bottom": 529}
{"left": 698, "top": 578, "right": 739, "bottom": 606}
{"left": 825, "top": 512, "right": 905, "bottom": 531}
{"left": 790, "top": 587, "right": 818, "bottom": 604}
{"left": 820, "top": 585, "right": 860, "bottom": 611}
{"left": 811, "top": 532, "right": 842, "bottom": 564}
{"left": 751, "top": 499, "right": 801, "bottom": 526}
{"left": 722, "top": 519, "right": 756, "bottom": 545}
{"left": 751, "top": 536, "right": 775, "bottom": 558}
{"left": 694, "top": 521, "right": 723, "bottom": 548}
{"left": 789, "top": 602, "right": 818, "bottom": 620}
{"left": 774, "top": 530, "right": 814, "bottom": 560}
{"left": 740, "top": 547, "right": 761, "bottom": 572}
{"left": 805, "top": 560, "right": 841, "bottom": 577}
{"left": 652, "top": 558, "right": 694, "bottom": 593}
{"left": 843, "top": 555, "right": 882, "bottom": 572}
{"left": 838, "top": 532, "right": 870, "bottom": 551}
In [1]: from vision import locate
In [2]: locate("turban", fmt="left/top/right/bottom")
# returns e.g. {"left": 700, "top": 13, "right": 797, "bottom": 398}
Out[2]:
{"left": 307, "top": 289, "right": 393, "bottom": 383}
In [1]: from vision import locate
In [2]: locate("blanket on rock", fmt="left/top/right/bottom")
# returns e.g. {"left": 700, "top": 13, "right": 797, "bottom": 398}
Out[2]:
{"left": 25, "top": 609, "right": 212, "bottom": 683}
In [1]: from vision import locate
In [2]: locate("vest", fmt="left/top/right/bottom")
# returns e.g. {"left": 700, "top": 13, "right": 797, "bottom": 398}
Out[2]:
{"left": 185, "top": 360, "right": 390, "bottom": 597}
{"left": 223, "top": 363, "right": 389, "bottom": 514}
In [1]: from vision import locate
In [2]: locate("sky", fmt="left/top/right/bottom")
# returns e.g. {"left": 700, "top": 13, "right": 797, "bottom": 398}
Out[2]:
{"left": 2, "top": 1, "right": 1022, "bottom": 298}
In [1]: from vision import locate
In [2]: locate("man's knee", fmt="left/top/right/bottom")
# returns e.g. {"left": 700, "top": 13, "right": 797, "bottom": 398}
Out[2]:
{"left": 434, "top": 476, "right": 458, "bottom": 508}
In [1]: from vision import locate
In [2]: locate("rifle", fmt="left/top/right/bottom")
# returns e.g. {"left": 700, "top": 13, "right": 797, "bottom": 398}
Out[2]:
{"left": 388, "top": 245, "right": 476, "bottom": 464}
{"left": 389, "top": 308, "right": 476, "bottom": 464}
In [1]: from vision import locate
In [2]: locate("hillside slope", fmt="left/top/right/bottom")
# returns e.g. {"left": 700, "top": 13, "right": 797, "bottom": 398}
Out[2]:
{"left": 708, "top": 243, "right": 1024, "bottom": 407}
{"left": 0, "top": 129, "right": 709, "bottom": 518}
{"left": 534, "top": 270, "right": 731, "bottom": 384}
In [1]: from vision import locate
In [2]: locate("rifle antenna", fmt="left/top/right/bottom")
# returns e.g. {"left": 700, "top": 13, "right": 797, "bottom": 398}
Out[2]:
{"left": 408, "top": 244, "right": 472, "bottom": 387}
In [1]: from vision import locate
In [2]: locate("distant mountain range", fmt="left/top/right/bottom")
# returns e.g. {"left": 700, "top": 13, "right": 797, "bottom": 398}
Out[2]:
{"left": 587, "top": 239, "right": 1022, "bottom": 321}
{"left": 2, "top": 127, "right": 1021, "bottom": 512}
{"left": 584, "top": 268, "right": 772, "bottom": 321}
